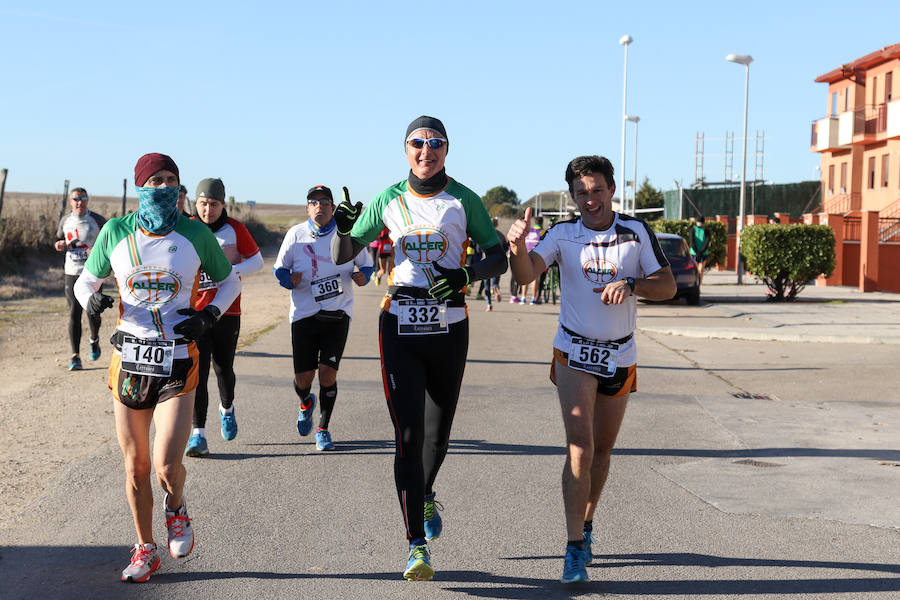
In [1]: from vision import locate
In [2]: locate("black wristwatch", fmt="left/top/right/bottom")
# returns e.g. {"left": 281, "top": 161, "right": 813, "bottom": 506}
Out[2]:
{"left": 625, "top": 277, "right": 636, "bottom": 293}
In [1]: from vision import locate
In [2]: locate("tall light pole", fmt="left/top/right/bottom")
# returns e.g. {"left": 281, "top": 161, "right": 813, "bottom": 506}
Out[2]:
{"left": 726, "top": 53, "right": 753, "bottom": 284}
{"left": 625, "top": 115, "right": 640, "bottom": 214}
{"left": 619, "top": 34, "right": 633, "bottom": 215}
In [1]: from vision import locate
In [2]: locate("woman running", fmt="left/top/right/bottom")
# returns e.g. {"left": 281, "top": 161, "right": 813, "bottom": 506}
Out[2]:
{"left": 74, "top": 153, "right": 240, "bottom": 583}
{"left": 332, "top": 116, "right": 507, "bottom": 581}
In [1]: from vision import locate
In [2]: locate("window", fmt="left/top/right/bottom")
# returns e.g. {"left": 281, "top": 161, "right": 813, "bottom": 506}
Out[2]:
{"left": 868, "top": 156, "right": 876, "bottom": 189}
{"left": 828, "top": 164, "right": 834, "bottom": 194}
{"left": 883, "top": 154, "right": 890, "bottom": 187}
{"left": 887, "top": 72, "right": 893, "bottom": 102}
{"left": 840, "top": 162, "right": 847, "bottom": 193}
{"left": 831, "top": 92, "right": 838, "bottom": 116}
{"left": 844, "top": 88, "right": 850, "bottom": 112}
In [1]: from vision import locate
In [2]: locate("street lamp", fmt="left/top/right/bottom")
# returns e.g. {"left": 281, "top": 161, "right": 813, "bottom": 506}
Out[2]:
{"left": 726, "top": 53, "right": 753, "bottom": 284}
{"left": 619, "top": 34, "right": 633, "bottom": 215}
{"left": 625, "top": 115, "right": 640, "bottom": 215}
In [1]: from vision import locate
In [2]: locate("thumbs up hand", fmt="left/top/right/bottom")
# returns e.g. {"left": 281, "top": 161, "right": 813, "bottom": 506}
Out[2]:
{"left": 506, "top": 206, "right": 532, "bottom": 254}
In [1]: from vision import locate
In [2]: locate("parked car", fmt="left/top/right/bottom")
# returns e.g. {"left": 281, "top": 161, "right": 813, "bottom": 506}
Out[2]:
{"left": 655, "top": 232, "right": 700, "bottom": 305}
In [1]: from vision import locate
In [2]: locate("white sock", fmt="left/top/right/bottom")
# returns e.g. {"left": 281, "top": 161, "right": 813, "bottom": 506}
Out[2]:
{"left": 219, "top": 404, "right": 234, "bottom": 415}
{"left": 192, "top": 427, "right": 205, "bottom": 437}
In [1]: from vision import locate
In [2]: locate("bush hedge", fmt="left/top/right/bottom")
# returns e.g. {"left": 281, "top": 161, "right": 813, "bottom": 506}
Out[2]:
{"left": 740, "top": 224, "right": 835, "bottom": 301}
{"left": 650, "top": 219, "right": 726, "bottom": 269}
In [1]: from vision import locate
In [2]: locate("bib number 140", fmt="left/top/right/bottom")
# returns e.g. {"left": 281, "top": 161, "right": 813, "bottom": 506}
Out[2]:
{"left": 120, "top": 335, "right": 175, "bottom": 377}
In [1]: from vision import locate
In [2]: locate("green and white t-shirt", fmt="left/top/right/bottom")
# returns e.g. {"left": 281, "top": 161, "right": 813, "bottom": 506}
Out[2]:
{"left": 76, "top": 213, "right": 235, "bottom": 355}
{"left": 350, "top": 177, "right": 497, "bottom": 322}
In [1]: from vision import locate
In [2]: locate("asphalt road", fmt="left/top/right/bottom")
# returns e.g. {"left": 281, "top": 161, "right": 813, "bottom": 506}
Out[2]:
{"left": 2, "top": 278, "right": 899, "bottom": 600}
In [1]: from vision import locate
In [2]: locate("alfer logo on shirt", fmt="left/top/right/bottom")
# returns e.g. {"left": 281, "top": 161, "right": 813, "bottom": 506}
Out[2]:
{"left": 399, "top": 226, "right": 449, "bottom": 264}
{"left": 126, "top": 267, "right": 182, "bottom": 305}
{"left": 582, "top": 258, "right": 618, "bottom": 284}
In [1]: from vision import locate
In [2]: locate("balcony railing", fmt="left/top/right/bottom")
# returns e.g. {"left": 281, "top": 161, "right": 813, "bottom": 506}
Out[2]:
{"left": 810, "top": 121, "right": 817, "bottom": 147}
{"left": 843, "top": 216, "right": 861, "bottom": 241}
{"left": 852, "top": 103, "right": 888, "bottom": 136}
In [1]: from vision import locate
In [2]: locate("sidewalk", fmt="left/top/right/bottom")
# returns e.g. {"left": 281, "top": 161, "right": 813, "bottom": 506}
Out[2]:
{"left": 638, "top": 269, "right": 900, "bottom": 344}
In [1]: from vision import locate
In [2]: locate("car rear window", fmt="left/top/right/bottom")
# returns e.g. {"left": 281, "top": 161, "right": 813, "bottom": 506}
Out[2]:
{"left": 659, "top": 238, "right": 688, "bottom": 257}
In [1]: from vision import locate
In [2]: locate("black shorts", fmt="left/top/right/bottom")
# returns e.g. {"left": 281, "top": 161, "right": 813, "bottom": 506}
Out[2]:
{"left": 291, "top": 312, "right": 351, "bottom": 373}
{"left": 108, "top": 344, "right": 199, "bottom": 410}
{"left": 550, "top": 348, "right": 637, "bottom": 398}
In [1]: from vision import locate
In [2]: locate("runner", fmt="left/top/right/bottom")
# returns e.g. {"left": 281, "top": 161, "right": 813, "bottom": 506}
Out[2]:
{"left": 74, "top": 153, "right": 240, "bottom": 583}
{"left": 55, "top": 188, "right": 106, "bottom": 370}
{"left": 690, "top": 216, "right": 710, "bottom": 284}
{"left": 507, "top": 155, "right": 675, "bottom": 584}
{"left": 185, "top": 178, "right": 263, "bottom": 457}
{"left": 274, "top": 184, "right": 373, "bottom": 451}
{"left": 374, "top": 226, "right": 394, "bottom": 285}
{"left": 177, "top": 185, "right": 191, "bottom": 217}
{"left": 331, "top": 115, "right": 508, "bottom": 581}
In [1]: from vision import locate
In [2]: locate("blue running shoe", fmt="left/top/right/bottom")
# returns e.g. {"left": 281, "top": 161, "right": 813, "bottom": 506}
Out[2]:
{"left": 403, "top": 544, "right": 434, "bottom": 581}
{"left": 296, "top": 393, "right": 316, "bottom": 436}
{"left": 89, "top": 340, "right": 101, "bottom": 361}
{"left": 220, "top": 407, "right": 238, "bottom": 441}
{"left": 315, "top": 429, "right": 335, "bottom": 451}
{"left": 561, "top": 545, "right": 588, "bottom": 584}
{"left": 185, "top": 434, "right": 208, "bottom": 457}
{"left": 424, "top": 492, "right": 443, "bottom": 540}
{"left": 583, "top": 530, "right": 593, "bottom": 565}
{"left": 68, "top": 355, "right": 82, "bottom": 371}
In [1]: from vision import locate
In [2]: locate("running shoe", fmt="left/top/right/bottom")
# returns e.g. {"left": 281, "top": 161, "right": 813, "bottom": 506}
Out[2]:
{"left": 475, "top": 293, "right": 484, "bottom": 300}
{"left": 185, "top": 434, "right": 208, "bottom": 457}
{"left": 485, "top": 305, "right": 493, "bottom": 312}
{"left": 89, "top": 339, "right": 101, "bottom": 361}
{"left": 560, "top": 544, "right": 588, "bottom": 584}
{"left": 220, "top": 407, "right": 238, "bottom": 441}
{"left": 315, "top": 428, "right": 335, "bottom": 451}
{"left": 583, "top": 530, "right": 593, "bottom": 565}
{"left": 68, "top": 355, "right": 82, "bottom": 371}
{"left": 164, "top": 495, "right": 194, "bottom": 558}
{"left": 121, "top": 542, "right": 160, "bottom": 583}
{"left": 495, "top": 291, "right": 502, "bottom": 302}
{"left": 297, "top": 393, "right": 316, "bottom": 437}
{"left": 424, "top": 492, "right": 443, "bottom": 540}
{"left": 509, "top": 296, "right": 519, "bottom": 304}
{"left": 403, "top": 544, "right": 434, "bottom": 581}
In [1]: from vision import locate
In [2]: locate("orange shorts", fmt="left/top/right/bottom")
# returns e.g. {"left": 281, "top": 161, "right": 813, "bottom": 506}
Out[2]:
{"left": 108, "top": 343, "right": 199, "bottom": 410}
{"left": 550, "top": 347, "right": 637, "bottom": 398}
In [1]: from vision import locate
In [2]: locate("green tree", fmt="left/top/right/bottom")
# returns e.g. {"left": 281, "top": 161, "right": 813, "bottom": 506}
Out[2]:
{"left": 482, "top": 186, "right": 519, "bottom": 213}
{"left": 635, "top": 177, "right": 664, "bottom": 212}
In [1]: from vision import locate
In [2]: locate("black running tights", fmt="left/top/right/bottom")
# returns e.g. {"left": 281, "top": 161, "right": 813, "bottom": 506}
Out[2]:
{"left": 65, "top": 274, "right": 100, "bottom": 355}
{"left": 193, "top": 314, "right": 240, "bottom": 428}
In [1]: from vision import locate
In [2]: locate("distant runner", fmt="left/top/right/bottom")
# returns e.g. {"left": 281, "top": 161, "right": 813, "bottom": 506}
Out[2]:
{"left": 75, "top": 153, "right": 241, "bottom": 583}
{"left": 55, "top": 187, "right": 106, "bottom": 370}
{"left": 185, "top": 178, "right": 263, "bottom": 457}
{"left": 332, "top": 115, "right": 507, "bottom": 581}
{"left": 274, "top": 185, "right": 372, "bottom": 451}
{"left": 507, "top": 155, "right": 675, "bottom": 584}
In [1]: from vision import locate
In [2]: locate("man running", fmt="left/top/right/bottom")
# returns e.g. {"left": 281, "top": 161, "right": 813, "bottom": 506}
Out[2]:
{"left": 55, "top": 187, "right": 106, "bottom": 370}
{"left": 177, "top": 185, "right": 191, "bottom": 217}
{"left": 74, "top": 153, "right": 240, "bottom": 582}
{"left": 507, "top": 155, "right": 675, "bottom": 584}
{"left": 185, "top": 178, "right": 263, "bottom": 457}
{"left": 274, "top": 185, "right": 373, "bottom": 451}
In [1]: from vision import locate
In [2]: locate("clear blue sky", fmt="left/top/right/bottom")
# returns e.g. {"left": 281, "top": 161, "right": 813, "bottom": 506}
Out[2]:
{"left": 1, "top": 1, "right": 898, "bottom": 206}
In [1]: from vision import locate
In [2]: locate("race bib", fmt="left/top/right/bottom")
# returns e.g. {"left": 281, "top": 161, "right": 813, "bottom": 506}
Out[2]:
{"left": 311, "top": 274, "right": 343, "bottom": 302}
{"left": 568, "top": 336, "right": 619, "bottom": 377}
{"left": 198, "top": 270, "right": 217, "bottom": 291}
{"left": 70, "top": 247, "right": 89, "bottom": 264}
{"left": 397, "top": 299, "right": 448, "bottom": 335}
{"left": 120, "top": 335, "right": 175, "bottom": 377}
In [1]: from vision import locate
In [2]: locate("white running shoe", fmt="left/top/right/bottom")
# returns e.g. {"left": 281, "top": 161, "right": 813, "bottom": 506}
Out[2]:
{"left": 121, "top": 542, "right": 160, "bottom": 583}
{"left": 164, "top": 494, "right": 194, "bottom": 558}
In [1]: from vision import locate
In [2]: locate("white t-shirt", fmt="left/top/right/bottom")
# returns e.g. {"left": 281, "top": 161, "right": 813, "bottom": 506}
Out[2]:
{"left": 274, "top": 222, "right": 373, "bottom": 323}
{"left": 532, "top": 213, "right": 668, "bottom": 366}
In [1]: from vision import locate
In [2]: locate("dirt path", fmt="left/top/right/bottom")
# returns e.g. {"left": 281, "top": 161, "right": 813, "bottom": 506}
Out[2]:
{"left": 0, "top": 253, "right": 288, "bottom": 525}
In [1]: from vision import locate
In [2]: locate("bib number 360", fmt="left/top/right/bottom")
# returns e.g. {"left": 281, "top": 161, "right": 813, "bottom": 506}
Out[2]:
{"left": 121, "top": 335, "right": 175, "bottom": 377}
{"left": 311, "top": 274, "right": 343, "bottom": 302}
{"left": 397, "top": 299, "right": 448, "bottom": 335}
{"left": 568, "top": 336, "right": 619, "bottom": 377}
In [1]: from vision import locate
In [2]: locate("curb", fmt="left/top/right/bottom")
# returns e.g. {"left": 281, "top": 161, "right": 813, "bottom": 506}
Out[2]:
{"left": 638, "top": 326, "right": 900, "bottom": 345}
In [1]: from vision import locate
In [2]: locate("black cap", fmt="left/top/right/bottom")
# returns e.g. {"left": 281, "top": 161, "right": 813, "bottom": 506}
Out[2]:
{"left": 405, "top": 115, "right": 447, "bottom": 141}
{"left": 307, "top": 185, "right": 333, "bottom": 201}
{"left": 196, "top": 178, "right": 226, "bottom": 202}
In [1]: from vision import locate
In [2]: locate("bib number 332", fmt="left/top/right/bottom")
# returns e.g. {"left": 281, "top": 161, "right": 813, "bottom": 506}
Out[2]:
{"left": 397, "top": 299, "right": 448, "bottom": 335}
{"left": 568, "top": 336, "right": 619, "bottom": 377}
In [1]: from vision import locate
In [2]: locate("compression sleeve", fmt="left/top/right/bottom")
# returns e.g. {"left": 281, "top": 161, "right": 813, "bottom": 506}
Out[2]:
{"left": 274, "top": 267, "right": 293, "bottom": 289}
{"left": 73, "top": 269, "right": 104, "bottom": 310}
{"left": 469, "top": 242, "right": 508, "bottom": 281}
{"left": 357, "top": 266, "right": 374, "bottom": 284}
{"left": 232, "top": 251, "right": 264, "bottom": 278}
{"left": 209, "top": 270, "right": 241, "bottom": 313}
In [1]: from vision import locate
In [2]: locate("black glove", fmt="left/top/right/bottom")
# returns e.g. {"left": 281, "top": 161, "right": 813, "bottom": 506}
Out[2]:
{"left": 428, "top": 262, "right": 471, "bottom": 300}
{"left": 173, "top": 306, "right": 219, "bottom": 341}
{"left": 67, "top": 239, "right": 81, "bottom": 251}
{"left": 333, "top": 186, "right": 363, "bottom": 235}
{"left": 87, "top": 291, "right": 114, "bottom": 317}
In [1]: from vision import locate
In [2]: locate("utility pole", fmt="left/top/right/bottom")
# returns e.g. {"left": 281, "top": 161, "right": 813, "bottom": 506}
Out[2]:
{"left": 0, "top": 169, "right": 7, "bottom": 219}
{"left": 59, "top": 180, "right": 70, "bottom": 219}
{"left": 121, "top": 178, "right": 127, "bottom": 216}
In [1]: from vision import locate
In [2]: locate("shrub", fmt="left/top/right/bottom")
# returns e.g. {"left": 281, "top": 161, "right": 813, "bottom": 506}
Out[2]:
{"left": 650, "top": 219, "right": 726, "bottom": 269}
{"left": 740, "top": 224, "right": 835, "bottom": 301}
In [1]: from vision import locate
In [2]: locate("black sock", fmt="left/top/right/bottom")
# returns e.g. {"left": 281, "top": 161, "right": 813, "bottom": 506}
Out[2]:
{"left": 294, "top": 382, "right": 312, "bottom": 407}
{"left": 567, "top": 540, "right": 585, "bottom": 551}
{"left": 318, "top": 382, "right": 337, "bottom": 429}
{"left": 583, "top": 520, "right": 593, "bottom": 533}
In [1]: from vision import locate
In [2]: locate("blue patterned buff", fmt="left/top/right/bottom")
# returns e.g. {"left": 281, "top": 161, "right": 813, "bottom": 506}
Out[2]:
{"left": 307, "top": 217, "right": 336, "bottom": 238}
{"left": 136, "top": 185, "right": 180, "bottom": 234}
